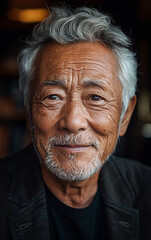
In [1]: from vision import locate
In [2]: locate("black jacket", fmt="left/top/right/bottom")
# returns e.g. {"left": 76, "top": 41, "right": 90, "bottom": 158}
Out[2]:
{"left": 0, "top": 144, "right": 151, "bottom": 240}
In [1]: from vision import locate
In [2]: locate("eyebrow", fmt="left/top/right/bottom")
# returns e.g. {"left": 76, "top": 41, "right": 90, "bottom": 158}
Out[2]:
{"left": 82, "top": 79, "right": 106, "bottom": 88}
{"left": 43, "top": 79, "right": 106, "bottom": 89}
{"left": 43, "top": 79, "right": 67, "bottom": 88}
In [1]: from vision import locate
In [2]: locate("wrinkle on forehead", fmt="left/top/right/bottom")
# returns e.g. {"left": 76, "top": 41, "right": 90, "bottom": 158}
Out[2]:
{"left": 42, "top": 58, "right": 118, "bottom": 75}
{"left": 33, "top": 42, "right": 121, "bottom": 97}
{"left": 35, "top": 41, "right": 118, "bottom": 72}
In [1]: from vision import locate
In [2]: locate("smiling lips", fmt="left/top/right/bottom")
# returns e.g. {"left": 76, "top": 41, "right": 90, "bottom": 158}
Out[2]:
{"left": 56, "top": 145, "right": 90, "bottom": 152}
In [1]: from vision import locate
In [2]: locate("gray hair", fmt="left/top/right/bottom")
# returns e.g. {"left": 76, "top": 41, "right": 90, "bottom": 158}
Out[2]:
{"left": 18, "top": 6, "right": 137, "bottom": 117}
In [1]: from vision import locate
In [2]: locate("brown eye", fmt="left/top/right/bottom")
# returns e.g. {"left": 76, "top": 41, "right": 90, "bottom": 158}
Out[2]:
{"left": 46, "top": 95, "right": 60, "bottom": 100}
{"left": 89, "top": 95, "right": 102, "bottom": 101}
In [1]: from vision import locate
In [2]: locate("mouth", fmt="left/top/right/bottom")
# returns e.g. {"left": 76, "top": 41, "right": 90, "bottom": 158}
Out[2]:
{"left": 56, "top": 145, "right": 90, "bottom": 152}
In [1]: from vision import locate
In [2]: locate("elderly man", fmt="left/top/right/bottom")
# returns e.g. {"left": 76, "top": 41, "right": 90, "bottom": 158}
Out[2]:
{"left": 0, "top": 6, "right": 151, "bottom": 240}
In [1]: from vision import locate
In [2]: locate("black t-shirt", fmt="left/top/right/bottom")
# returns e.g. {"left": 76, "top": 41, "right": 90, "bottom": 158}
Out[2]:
{"left": 45, "top": 185, "right": 106, "bottom": 240}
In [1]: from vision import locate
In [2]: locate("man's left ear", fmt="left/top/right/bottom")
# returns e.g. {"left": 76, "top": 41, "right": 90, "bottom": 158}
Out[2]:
{"left": 119, "top": 95, "right": 137, "bottom": 137}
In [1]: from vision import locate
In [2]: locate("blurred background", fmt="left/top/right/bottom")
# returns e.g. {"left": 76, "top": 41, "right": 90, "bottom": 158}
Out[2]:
{"left": 0, "top": 0, "right": 151, "bottom": 166}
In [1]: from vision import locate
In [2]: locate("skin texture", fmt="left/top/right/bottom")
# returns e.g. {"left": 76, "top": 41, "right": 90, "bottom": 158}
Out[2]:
{"left": 29, "top": 42, "right": 136, "bottom": 208}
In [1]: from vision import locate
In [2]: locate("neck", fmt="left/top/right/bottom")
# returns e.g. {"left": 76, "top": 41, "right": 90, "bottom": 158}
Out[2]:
{"left": 40, "top": 164, "right": 100, "bottom": 208}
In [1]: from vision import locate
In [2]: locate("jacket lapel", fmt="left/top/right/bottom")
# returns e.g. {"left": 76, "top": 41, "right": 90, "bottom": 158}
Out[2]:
{"left": 103, "top": 199, "right": 139, "bottom": 240}
{"left": 7, "top": 145, "right": 50, "bottom": 240}
{"left": 100, "top": 157, "right": 139, "bottom": 240}
{"left": 8, "top": 193, "right": 50, "bottom": 240}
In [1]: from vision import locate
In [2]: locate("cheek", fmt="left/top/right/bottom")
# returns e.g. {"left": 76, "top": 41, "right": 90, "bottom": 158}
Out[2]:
{"left": 31, "top": 106, "right": 60, "bottom": 160}
{"left": 89, "top": 109, "right": 120, "bottom": 160}
{"left": 32, "top": 105, "right": 59, "bottom": 138}
{"left": 89, "top": 108, "right": 120, "bottom": 135}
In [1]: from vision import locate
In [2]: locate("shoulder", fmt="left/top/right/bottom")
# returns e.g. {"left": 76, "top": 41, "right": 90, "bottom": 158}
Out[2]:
{"left": 101, "top": 155, "right": 151, "bottom": 206}
{"left": 111, "top": 155, "right": 151, "bottom": 195}
{"left": 112, "top": 155, "right": 151, "bottom": 181}
{"left": 0, "top": 144, "right": 37, "bottom": 204}
{"left": 0, "top": 144, "right": 34, "bottom": 180}
{"left": 101, "top": 155, "right": 151, "bottom": 197}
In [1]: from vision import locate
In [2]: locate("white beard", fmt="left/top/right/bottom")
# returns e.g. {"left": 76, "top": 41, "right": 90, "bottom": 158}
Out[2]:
{"left": 44, "top": 152, "right": 102, "bottom": 182}
{"left": 43, "top": 134, "right": 104, "bottom": 182}
{"left": 32, "top": 133, "right": 115, "bottom": 182}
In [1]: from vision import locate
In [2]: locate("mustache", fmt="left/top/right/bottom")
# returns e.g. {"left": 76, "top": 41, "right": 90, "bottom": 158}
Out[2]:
{"left": 46, "top": 134, "right": 100, "bottom": 150}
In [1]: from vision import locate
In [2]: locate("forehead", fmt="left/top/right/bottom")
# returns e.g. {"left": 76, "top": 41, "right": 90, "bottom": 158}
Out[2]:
{"left": 34, "top": 41, "right": 119, "bottom": 85}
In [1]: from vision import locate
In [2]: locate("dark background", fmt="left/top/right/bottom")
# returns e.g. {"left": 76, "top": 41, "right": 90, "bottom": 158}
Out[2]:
{"left": 0, "top": 0, "right": 151, "bottom": 166}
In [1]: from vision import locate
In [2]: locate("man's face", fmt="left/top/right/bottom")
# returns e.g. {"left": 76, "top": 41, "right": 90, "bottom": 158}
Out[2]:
{"left": 30, "top": 42, "right": 123, "bottom": 181}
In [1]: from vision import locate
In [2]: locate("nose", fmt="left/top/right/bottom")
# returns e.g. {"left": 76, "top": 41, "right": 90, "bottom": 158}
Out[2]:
{"left": 58, "top": 102, "right": 88, "bottom": 133}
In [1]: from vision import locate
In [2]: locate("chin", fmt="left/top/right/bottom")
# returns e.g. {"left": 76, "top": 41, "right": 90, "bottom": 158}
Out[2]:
{"left": 44, "top": 153, "right": 103, "bottom": 182}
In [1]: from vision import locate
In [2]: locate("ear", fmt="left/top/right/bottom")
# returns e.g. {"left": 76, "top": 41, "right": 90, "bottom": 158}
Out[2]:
{"left": 119, "top": 95, "right": 137, "bottom": 137}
